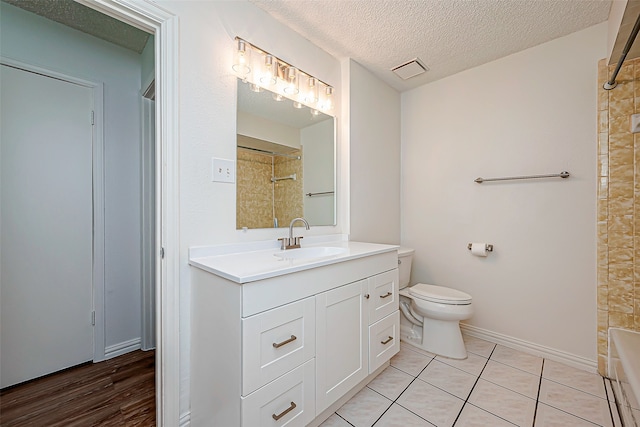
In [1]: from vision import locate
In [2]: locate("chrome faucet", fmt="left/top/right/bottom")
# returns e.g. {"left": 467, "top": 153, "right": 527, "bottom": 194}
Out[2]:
{"left": 279, "top": 217, "right": 310, "bottom": 250}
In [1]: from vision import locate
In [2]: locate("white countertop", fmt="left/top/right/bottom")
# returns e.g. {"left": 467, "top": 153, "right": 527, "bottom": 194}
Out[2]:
{"left": 189, "top": 237, "right": 399, "bottom": 283}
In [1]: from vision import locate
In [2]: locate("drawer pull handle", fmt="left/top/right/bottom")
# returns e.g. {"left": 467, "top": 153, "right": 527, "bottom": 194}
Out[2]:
{"left": 380, "top": 292, "right": 392, "bottom": 299}
{"left": 381, "top": 336, "right": 393, "bottom": 345}
{"left": 273, "top": 335, "right": 297, "bottom": 348}
{"left": 272, "top": 401, "right": 296, "bottom": 420}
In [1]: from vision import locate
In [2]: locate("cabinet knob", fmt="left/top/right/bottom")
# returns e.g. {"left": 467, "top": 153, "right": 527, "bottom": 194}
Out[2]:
{"left": 364, "top": 294, "right": 370, "bottom": 299}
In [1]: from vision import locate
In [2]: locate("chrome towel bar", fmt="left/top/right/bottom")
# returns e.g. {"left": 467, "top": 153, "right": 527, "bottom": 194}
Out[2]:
{"left": 305, "top": 191, "right": 334, "bottom": 197}
{"left": 474, "top": 171, "right": 569, "bottom": 184}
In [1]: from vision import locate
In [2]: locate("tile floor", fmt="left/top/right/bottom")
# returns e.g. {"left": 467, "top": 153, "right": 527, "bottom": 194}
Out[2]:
{"left": 320, "top": 336, "right": 622, "bottom": 427}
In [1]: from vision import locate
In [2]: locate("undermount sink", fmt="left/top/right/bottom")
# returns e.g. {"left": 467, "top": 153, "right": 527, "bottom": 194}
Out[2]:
{"left": 274, "top": 246, "right": 347, "bottom": 260}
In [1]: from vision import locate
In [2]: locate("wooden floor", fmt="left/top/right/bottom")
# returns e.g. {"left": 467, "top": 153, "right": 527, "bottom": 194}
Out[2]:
{"left": 0, "top": 350, "right": 155, "bottom": 426}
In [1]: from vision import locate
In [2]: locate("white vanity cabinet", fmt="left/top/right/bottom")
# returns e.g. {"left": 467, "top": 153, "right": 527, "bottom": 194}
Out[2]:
{"left": 190, "top": 244, "right": 399, "bottom": 427}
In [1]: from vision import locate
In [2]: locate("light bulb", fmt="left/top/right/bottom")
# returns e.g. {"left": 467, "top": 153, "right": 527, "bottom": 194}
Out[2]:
{"left": 304, "top": 77, "right": 319, "bottom": 104}
{"left": 272, "top": 92, "right": 284, "bottom": 101}
{"left": 259, "top": 54, "right": 277, "bottom": 85}
{"left": 284, "top": 67, "right": 299, "bottom": 95}
{"left": 320, "top": 86, "right": 333, "bottom": 110}
{"left": 293, "top": 101, "right": 304, "bottom": 109}
{"left": 249, "top": 83, "right": 263, "bottom": 93}
{"left": 232, "top": 39, "right": 251, "bottom": 76}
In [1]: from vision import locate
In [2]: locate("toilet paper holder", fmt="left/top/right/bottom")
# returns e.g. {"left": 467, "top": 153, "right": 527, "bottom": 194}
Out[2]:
{"left": 467, "top": 243, "right": 493, "bottom": 252}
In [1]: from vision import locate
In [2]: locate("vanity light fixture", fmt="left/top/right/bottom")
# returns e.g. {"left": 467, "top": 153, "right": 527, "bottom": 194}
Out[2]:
{"left": 232, "top": 37, "right": 335, "bottom": 112}
{"left": 232, "top": 39, "right": 251, "bottom": 77}
{"left": 304, "top": 77, "right": 319, "bottom": 104}
{"left": 260, "top": 54, "right": 277, "bottom": 86}
{"left": 283, "top": 67, "right": 299, "bottom": 95}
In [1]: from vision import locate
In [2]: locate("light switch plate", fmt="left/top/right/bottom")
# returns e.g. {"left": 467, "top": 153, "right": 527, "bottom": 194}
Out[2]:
{"left": 212, "top": 158, "right": 235, "bottom": 183}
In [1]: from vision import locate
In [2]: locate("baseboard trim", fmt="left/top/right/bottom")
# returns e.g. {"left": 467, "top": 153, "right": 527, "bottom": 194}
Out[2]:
{"left": 179, "top": 411, "right": 191, "bottom": 427}
{"left": 104, "top": 338, "right": 141, "bottom": 360}
{"left": 460, "top": 324, "right": 598, "bottom": 373}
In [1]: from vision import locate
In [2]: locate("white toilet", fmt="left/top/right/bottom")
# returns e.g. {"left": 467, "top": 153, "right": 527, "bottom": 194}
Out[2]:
{"left": 398, "top": 247, "right": 473, "bottom": 359}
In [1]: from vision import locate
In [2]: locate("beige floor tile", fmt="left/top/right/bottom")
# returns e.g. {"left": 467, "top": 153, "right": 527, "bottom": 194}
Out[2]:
{"left": 367, "top": 366, "right": 414, "bottom": 400}
{"left": 462, "top": 335, "right": 496, "bottom": 358}
{"left": 319, "top": 413, "right": 352, "bottom": 427}
{"left": 534, "top": 403, "right": 600, "bottom": 426}
{"left": 490, "top": 345, "right": 543, "bottom": 375}
{"left": 435, "top": 351, "right": 488, "bottom": 376}
{"left": 396, "top": 379, "right": 464, "bottom": 427}
{"left": 542, "top": 359, "right": 606, "bottom": 399}
{"left": 538, "top": 379, "right": 613, "bottom": 427}
{"left": 481, "top": 360, "right": 540, "bottom": 398}
{"left": 336, "top": 387, "right": 392, "bottom": 427}
{"left": 390, "top": 346, "right": 433, "bottom": 376}
{"left": 455, "top": 403, "right": 516, "bottom": 426}
{"left": 468, "top": 379, "right": 536, "bottom": 426}
{"left": 373, "top": 403, "right": 434, "bottom": 426}
{"left": 417, "top": 359, "right": 477, "bottom": 400}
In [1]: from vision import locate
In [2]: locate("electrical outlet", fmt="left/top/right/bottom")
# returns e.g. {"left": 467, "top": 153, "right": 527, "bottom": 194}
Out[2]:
{"left": 212, "top": 158, "right": 235, "bottom": 183}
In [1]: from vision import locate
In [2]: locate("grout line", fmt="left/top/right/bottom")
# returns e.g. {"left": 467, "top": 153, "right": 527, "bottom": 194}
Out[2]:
{"left": 334, "top": 412, "right": 355, "bottom": 426}
{"left": 531, "top": 358, "right": 544, "bottom": 427}
{"left": 451, "top": 344, "right": 495, "bottom": 426}
{"left": 370, "top": 354, "right": 436, "bottom": 426}
{"left": 603, "top": 377, "right": 618, "bottom": 426}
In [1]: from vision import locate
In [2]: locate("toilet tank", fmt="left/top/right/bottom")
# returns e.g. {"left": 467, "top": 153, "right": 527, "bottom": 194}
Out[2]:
{"left": 398, "top": 247, "right": 414, "bottom": 289}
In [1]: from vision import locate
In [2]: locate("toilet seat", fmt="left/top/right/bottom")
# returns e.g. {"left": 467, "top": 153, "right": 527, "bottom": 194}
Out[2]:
{"left": 409, "top": 283, "right": 472, "bottom": 305}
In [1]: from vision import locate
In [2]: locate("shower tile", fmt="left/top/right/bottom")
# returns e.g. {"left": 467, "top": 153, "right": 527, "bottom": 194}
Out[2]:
{"left": 609, "top": 98, "right": 634, "bottom": 119}
{"left": 534, "top": 403, "right": 600, "bottom": 427}
{"left": 417, "top": 360, "right": 477, "bottom": 400}
{"left": 468, "top": 379, "right": 536, "bottom": 426}
{"left": 336, "top": 387, "right": 392, "bottom": 427}
{"left": 373, "top": 403, "right": 434, "bottom": 426}
{"left": 396, "top": 380, "right": 463, "bottom": 427}
{"left": 390, "top": 346, "right": 433, "bottom": 376}
{"left": 490, "top": 345, "right": 543, "bottom": 375}
{"left": 454, "top": 404, "right": 516, "bottom": 427}
{"left": 609, "top": 311, "right": 634, "bottom": 328}
{"left": 367, "top": 366, "right": 414, "bottom": 401}
{"left": 462, "top": 335, "right": 496, "bottom": 358}
{"left": 542, "top": 359, "right": 606, "bottom": 399}
{"left": 435, "top": 352, "right": 488, "bottom": 376}
{"left": 480, "top": 360, "right": 540, "bottom": 398}
{"left": 538, "top": 379, "right": 613, "bottom": 426}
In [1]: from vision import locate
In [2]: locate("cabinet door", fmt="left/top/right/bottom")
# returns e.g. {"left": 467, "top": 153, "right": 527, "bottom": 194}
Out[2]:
{"left": 368, "top": 269, "right": 399, "bottom": 324}
{"left": 315, "top": 280, "right": 368, "bottom": 414}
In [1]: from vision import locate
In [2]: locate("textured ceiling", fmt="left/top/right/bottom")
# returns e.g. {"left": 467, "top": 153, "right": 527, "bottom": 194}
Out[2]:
{"left": 250, "top": 0, "right": 612, "bottom": 92}
{"left": 2, "top": 0, "right": 150, "bottom": 53}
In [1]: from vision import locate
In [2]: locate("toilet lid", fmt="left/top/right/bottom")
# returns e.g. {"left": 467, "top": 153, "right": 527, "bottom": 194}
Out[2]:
{"left": 409, "top": 284, "right": 472, "bottom": 304}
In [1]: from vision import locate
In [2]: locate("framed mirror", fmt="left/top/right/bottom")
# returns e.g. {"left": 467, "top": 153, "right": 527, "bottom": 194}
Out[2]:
{"left": 236, "top": 79, "right": 336, "bottom": 230}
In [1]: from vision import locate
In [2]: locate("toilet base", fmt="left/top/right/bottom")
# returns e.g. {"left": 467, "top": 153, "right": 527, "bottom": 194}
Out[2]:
{"left": 421, "top": 317, "right": 467, "bottom": 359}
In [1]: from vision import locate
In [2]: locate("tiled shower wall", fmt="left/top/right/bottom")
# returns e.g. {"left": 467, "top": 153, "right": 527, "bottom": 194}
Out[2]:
{"left": 597, "top": 58, "right": 640, "bottom": 375}
{"left": 236, "top": 149, "right": 303, "bottom": 229}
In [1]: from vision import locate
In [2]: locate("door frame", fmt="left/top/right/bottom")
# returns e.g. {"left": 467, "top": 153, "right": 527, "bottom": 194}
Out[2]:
{"left": 0, "top": 57, "right": 106, "bottom": 365}
{"left": 73, "top": 1, "right": 180, "bottom": 426}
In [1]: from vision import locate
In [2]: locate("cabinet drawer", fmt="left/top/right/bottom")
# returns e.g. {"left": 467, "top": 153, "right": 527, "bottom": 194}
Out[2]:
{"left": 241, "top": 359, "right": 315, "bottom": 427}
{"left": 369, "top": 310, "right": 400, "bottom": 374}
{"left": 242, "top": 297, "right": 315, "bottom": 395}
{"left": 368, "top": 269, "right": 399, "bottom": 324}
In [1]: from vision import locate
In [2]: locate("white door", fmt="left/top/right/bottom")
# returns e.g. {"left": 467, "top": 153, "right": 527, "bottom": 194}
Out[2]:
{"left": 315, "top": 280, "right": 368, "bottom": 413}
{"left": 1, "top": 64, "right": 94, "bottom": 388}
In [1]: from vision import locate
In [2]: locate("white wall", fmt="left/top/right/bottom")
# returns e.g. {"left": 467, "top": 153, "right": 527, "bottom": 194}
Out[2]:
{"left": 237, "top": 110, "right": 300, "bottom": 148}
{"left": 153, "top": 0, "right": 343, "bottom": 415}
{"left": 401, "top": 23, "right": 607, "bottom": 362}
{"left": 349, "top": 60, "right": 401, "bottom": 244}
{"left": 0, "top": 4, "right": 143, "bottom": 352}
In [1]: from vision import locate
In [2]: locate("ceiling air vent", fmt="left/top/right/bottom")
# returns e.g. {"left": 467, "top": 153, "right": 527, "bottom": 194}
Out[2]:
{"left": 391, "top": 58, "right": 428, "bottom": 80}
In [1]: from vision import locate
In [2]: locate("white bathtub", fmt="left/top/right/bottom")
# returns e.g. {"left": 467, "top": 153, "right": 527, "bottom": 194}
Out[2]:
{"left": 609, "top": 328, "right": 640, "bottom": 426}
